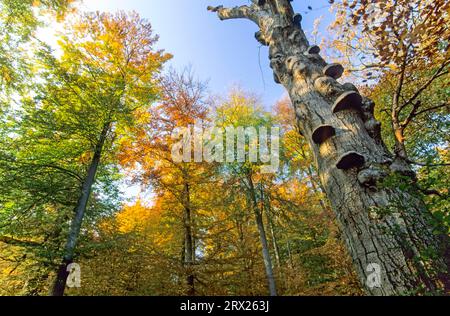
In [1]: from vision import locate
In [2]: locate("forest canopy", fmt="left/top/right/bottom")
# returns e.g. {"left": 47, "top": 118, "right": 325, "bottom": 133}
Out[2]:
{"left": 0, "top": 0, "right": 448, "bottom": 297}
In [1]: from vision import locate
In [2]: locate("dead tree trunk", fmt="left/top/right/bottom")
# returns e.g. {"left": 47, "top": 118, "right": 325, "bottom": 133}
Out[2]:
{"left": 209, "top": 0, "right": 449, "bottom": 295}
{"left": 51, "top": 122, "right": 110, "bottom": 296}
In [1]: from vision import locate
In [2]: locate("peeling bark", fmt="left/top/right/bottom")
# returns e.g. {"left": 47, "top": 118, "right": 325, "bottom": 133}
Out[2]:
{"left": 209, "top": 1, "right": 449, "bottom": 295}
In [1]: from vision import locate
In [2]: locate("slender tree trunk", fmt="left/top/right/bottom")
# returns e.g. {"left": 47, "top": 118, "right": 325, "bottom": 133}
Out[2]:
{"left": 183, "top": 181, "right": 195, "bottom": 296}
{"left": 392, "top": 121, "right": 409, "bottom": 161}
{"left": 181, "top": 236, "right": 186, "bottom": 264}
{"left": 247, "top": 173, "right": 277, "bottom": 296}
{"left": 264, "top": 195, "right": 281, "bottom": 268}
{"left": 210, "top": 0, "right": 449, "bottom": 295}
{"left": 306, "top": 165, "right": 328, "bottom": 211}
{"left": 51, "top": 122, "right": 110, "bottom": 296}
{"left": 391, "top": 57, "right": 411, "bottom": 164}
{"left": 235, "top": 216, "right": 254, "bottom": 294}
{"left": 286, "top": 240, "right": 294, "bottom": 269}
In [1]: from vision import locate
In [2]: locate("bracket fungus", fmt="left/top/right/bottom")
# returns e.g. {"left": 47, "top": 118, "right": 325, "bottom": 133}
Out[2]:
{"left": 323, "top": 63, "right": 344, "bottom": 79}
{"left": 336, "top": 152, "right": 365, "bottom": 170}
{"left": 293, "top": 13, "right": 302, "bottom": 27}
{"left": 306, "top": 45, "right": 321, "bottom": 55}
{"left": 332, "top": 91, "right": 363, "bottom": 114}
{"left": 312, "top": 125, "right": 336, "bottom": 144}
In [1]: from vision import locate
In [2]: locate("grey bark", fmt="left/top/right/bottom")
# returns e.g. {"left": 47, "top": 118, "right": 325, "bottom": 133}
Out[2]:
{"left": 247, "top": 173, "right": 277, "bottom": 296}
{"left": 51, "top": 122, "right": 110, "bottom": 296}
{"left": 183, "top": 181, "right": 195, "bottom": 296}
{"left": 209, "top": 0, "right": 449, "bottom": 295}
{"left": 286, "top": 240, "right": 294, "bottom": 269}
{"left": 264, "top": 193, "right": 281, "bottom": 268}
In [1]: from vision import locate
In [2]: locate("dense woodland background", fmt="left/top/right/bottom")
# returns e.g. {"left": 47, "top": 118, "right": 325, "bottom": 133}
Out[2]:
{"left": 0, "top": 0, "right": 448, "bottom": 296}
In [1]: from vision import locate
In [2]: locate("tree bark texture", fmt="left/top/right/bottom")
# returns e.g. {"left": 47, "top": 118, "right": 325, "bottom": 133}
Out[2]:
{"left": 209, "top": 0, "right": 449, "bottom": 295}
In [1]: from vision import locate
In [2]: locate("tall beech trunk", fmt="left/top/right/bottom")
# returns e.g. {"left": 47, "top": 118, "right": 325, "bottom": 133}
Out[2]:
{"left": 51, "top": 122, "right": 110, "bottom": 296}
{"left": 392, "top": 119, "right": 409, "bottom": 162}
{"left": 183, "top": 181, "right": 195, "bottom": 296}
{"left": 264, "top": 193, "right": 281, "bottom": 268}
{"left": 306, "top": 165, "right": 328, "bottom": 211}
{"left": 209, "top": 0, "right": 449, "bottom": 295}
{"left": 247, "top": 173, "right": 277, "bottom": 296}
{"left": 286, "top": 240, "right": 294, "bottom": 269}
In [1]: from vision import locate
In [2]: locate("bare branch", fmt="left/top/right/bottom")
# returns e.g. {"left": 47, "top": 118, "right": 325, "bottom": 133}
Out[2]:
{"left": 402, "top": 101, "right": 449, "bottom": 128}
{"left": 207, "top": 5, "right": 258, "bottom": 23}
{"left": 401, "top": 100, "right": 422, "bottom": 128}
{"left": 420, "top": 189, "right": 444, "bottom": 197}
{"left": 408, "top": 160, "right": 450, "bottom": 167}
{"left": 401, "top": 60, "right": 450, "bottom": 111}
{"left": 413, "top": 102, "right": 449, "bottom": 117}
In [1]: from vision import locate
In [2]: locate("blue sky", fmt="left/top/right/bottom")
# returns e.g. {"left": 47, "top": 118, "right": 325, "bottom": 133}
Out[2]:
{"left": 78, "top": 0, "right": 335, "bottom": 109}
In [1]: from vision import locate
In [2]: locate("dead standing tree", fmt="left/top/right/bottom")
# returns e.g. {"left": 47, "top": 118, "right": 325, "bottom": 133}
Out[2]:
{"left": 208, "top": 0, "right": 449, "bottom": 295}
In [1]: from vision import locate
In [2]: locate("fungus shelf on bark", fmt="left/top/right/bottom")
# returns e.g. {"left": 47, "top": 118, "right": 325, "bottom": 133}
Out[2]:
{"left": 312, "top": 125, "right": 336, "bottom": 144}
{"left": 208, "top": 0, "right": 450, "bottom": 297}
{"left": 332, "top": 91, "right": 363, "bottom": 114}
{"left": 323, "top": 63, "right": 344, "bottom": 79}
{"left": 307, "top": 45, "right": 320, "bottom": 54}
{"left": 336, "top": 152, "right": 365, "bottom": 170}
{"left": 293, "top": 13, "right": 302, "bottom": 27}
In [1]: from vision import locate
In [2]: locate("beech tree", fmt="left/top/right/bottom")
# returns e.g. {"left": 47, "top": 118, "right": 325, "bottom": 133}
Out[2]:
{"left": 0, "top": 0, "right": 75, "bottom": 90}
{"left": 119, "top": 69, "right": 211, "bottom": 296}
{"left": 214, "top": 91, "right": 279, "bottom": 295}
{"left": 208, "top": 0, "right": 449, "bottom": 295}
{"left": 37, "top": 11, "right": 170, "bottom": 296}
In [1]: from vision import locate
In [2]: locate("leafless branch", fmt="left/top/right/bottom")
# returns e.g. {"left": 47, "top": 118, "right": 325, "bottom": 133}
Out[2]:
{"left": 207, "top": 5, "right": 258, "bottom": 23}
{"left": 401, "top": 61, "right": 450, "bottom": 111}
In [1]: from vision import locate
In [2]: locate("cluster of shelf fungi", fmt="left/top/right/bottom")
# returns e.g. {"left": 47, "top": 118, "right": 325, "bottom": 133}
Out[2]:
{"left": 208, "top": 1, "right": 380, "bottom": 177}
{"left": 257, "top": 2, "right": 371, "bottom": 174}
{"left": 306, "top": 46, "right": 367, "bottom": 172}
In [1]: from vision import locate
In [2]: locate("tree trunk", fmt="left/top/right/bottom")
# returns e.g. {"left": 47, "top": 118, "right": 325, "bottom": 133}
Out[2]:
{"left": 264, "top": 194, "right": 281, "bottom": 268}
{"left": 183, "top": 181, "right": 195, "bottom": 296}
{"left": 209, "top": 0, "right": 449, "bottom": 295}
{"left": 51, "top": 122, "right": 110, "bottom": 296}
{"left": 247, "top": 173, "right": 277, "bottom": 296}
{"left": 392, "top": 121, "right": 409, "bottom": 161}
{"left": 286, "top": 240, "right": 294, "bottom": 269}
{"left": 306, "top": 165, "right": 328, "bottom": 211}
